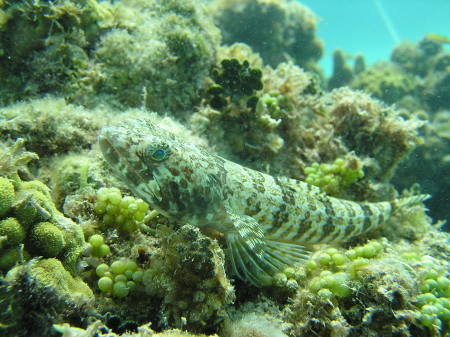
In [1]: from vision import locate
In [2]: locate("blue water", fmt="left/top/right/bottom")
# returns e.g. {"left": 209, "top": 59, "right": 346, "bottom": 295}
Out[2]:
{"left": 300, "top": 0, "right": 450, "bottom": 75}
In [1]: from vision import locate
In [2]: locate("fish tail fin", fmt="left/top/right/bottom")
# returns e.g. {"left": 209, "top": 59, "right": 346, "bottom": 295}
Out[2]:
{"left": 391, "top": 194, "right": 430, "bottom": 213}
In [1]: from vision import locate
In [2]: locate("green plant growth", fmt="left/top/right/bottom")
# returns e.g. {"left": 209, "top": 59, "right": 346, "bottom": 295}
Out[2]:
{"left": 86, "top": 233, "right": 110, "bottom": 258}
{"left": 8, "top": 258, "right": 93, "bottom": 301}
{"left": 30, "top": 222, "right": 66, "bottom": 258}
{"left": 414, "top": 267, "right": 450, "bottom": 334}
{"left": 0, "top": 176, "right": 85, "bottom": 273}
{"left": 207, "top": 59, "right": 263, "bottom": 110}
{"left": 304, "top": 157, "right": 364, "bottom": 195}
{"left": 0, "top": 177, "right": 14, "bottom": 217}
{"left": 305, "top": 242, "right": 383, "bottom": 298}
{"left": 96, "top": 259, "right": 143, "bottom": 298}
{"left": 94, "top": 187, "right": 149, "bottom": 233}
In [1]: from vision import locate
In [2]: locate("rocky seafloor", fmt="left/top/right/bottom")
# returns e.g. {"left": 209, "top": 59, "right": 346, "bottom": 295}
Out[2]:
{"left": 0, "top": 1, "right": 449, "bottom": 337}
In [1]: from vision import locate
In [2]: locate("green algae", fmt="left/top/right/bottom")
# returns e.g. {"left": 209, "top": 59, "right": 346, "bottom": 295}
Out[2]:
{"left": 0, "top": 1, "right": 447, "bottom": 337}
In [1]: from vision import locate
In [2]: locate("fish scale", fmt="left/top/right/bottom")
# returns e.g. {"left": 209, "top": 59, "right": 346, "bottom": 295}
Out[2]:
{"left": 99, "top": 118, "right": 429, "bottom": 287}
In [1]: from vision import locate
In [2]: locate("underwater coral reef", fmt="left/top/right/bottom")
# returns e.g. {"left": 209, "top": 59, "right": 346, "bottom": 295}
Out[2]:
{"left": 0, "top": 1, "right": 448, "bottom": 337}
{"left": 326, "top": 35, "right": 450, "bottom": 231}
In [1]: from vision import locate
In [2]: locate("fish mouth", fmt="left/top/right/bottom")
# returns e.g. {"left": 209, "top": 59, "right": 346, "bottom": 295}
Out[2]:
{"left": 98, "top": 128, "right": 162, "bottom": 203}
{"left": 98, "top": 129, "right": 129, "bottom": 172}
{"left": 98, "top": 132, "right": 119, "bottom": 167}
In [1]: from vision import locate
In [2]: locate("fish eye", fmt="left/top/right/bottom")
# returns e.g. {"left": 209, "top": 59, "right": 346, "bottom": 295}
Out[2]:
{"left": 142, "top": 141, "right": 170, "bottom": 163}
{"left": 151, "top": 148, "right": 167, "bottom": 161}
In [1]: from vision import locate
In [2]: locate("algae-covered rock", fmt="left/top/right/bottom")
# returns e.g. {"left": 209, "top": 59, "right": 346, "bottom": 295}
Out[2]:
{"left": 1, "top": 258, "right": 94, "bottom": 337}
{"left": 327, "top": 49, "right": 354, "bottom": 89}
{"left": 222, "top": 312, "right": 288, "bottom": 337}
{"left": 140, "top": 225, "right": 235, "bottom": 330}
{"left": 91, "top": 0, "right": 220, "bottom": 114}
{"left": 1, "top": 0, "right": 220, "bottom": 115}
{"left": 351, "top": 61, "right": 420, "bottom": 105}
{"left": 0, "top": 247, "right": 20, "bottom": 270}
{"left": 360, "top": 35, "right": 450, "bottom": 113}
{"left": 0, "top": 217, "right": 25, "bottom": 247}
{"left": 0, "top": 97, "right": 105, "bottom": 158}
{"left": 49, "top": 153, "right": 103, "bottom": 209}
{"left": 53, "top": 321, "right": 220, "bottom": 337}
{"left": 212, "top": 0, "right": 323, "bottom": 71}
{"left": 30, "top": 222, "right": 66, "bottom": 258}
{"left": 0, "top": 177, "right": 14, "bottom": 217}
{"left": 18, "top": 258, "right": 92, "bottom": 300}
{"left": 0, "top": 0, "right": 109, "bottom": 104}
{"left": 394, "top": 110, "right": 450, "bottom": 231}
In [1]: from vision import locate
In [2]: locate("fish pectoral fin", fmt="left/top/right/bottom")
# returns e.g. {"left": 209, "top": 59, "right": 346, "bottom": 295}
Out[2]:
{"left": 227, "top": 230, "right": 275, "bottom": 287}
{"left": 225, "top": 214, "right": 311, "bottom": 287}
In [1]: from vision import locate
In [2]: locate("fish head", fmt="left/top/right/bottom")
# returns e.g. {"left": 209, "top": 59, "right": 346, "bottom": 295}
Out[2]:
{"left": 99, "top": 118, "right": 222, "bottom": 221}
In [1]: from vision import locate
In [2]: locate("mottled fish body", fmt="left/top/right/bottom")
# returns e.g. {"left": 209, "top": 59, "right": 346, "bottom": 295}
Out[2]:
{"left": 99, "top": 119, "right": 428, "bottom": 286}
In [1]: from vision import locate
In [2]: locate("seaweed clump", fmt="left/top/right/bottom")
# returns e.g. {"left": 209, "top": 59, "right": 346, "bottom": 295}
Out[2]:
{"left": 207, "top": 58, "right": 263, "bottom": 110}
{"left": 277, "top": 224, "right": 450, "bottom": 337}
{"left": 84, "top": 220, "right": 235, "bottom": 333}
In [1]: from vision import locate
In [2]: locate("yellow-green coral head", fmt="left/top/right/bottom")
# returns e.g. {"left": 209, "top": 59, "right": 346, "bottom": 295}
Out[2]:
{"left": 30, "top": 222, "right": 66, "bottom": 258}
{"left": 0, "top": 217, "right": 25, "bottom": 247}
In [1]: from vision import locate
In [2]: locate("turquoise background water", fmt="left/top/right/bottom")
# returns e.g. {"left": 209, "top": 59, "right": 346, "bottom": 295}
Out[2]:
{"left": 300, "top": 0, "right": 450, "bottom": 75}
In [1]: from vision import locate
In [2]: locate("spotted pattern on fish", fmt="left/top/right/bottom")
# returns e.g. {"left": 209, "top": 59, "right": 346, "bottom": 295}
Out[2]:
{"left": 99, "top": 118, "right": 429, "bottom": 287}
